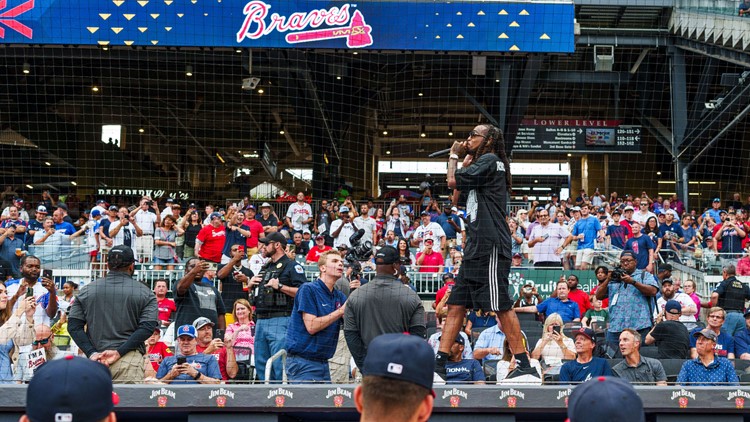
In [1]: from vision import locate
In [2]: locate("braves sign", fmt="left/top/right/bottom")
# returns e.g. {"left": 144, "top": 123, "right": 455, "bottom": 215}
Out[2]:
{"left": 237, "top": 1, "right": 373, "bottom": 48}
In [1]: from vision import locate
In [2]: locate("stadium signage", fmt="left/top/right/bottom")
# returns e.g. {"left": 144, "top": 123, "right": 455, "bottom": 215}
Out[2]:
{"left": 0, "top": 0, "right": 574, "bottom": 53}
{"left": 96, "top": 188, "right": 190, "bottom": 200}
{"left": 514, "top": 119, "right": 641, "bottom": 153}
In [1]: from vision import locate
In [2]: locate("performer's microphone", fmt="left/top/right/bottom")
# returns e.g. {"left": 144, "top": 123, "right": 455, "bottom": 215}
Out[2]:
{"left": 428, "top": 148, "right": 451, "bottom": 158}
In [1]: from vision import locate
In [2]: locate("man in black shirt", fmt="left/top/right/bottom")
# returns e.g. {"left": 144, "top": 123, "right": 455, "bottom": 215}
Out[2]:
{"left": 436, "top": 124, "right": 536, "bottom": 380}
{"left": 711, "top": 264, "right": 750, "bottom": 335}
{"left": 645, "top": 299, "right": 690, "bottom": 359}
{"left": 216, "top": 245, "right": 253, "bottom": 323}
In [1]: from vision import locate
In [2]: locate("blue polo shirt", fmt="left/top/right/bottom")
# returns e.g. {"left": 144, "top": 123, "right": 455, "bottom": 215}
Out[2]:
{"left": 156, "top": 353, "right": 221, "bottom": 383}
{"left": 536, "top": 297, "right": 581, "bottom": 322}
{"left": 735, "top": 328, "right": 750, "bottom": 357}
{"left": 285, "top": 278, "right": 347, "bottom": 361}
{"left": 433, "top": 213, "right": 461, "bottom": 239}
{"left": 677, "top": 357, "right": 739, "bottom": 386}
{"left": 446, "top": 359, "right": 485, "bottom": 383}
{"left": 54, "top": 222, "right": 76, "bottom": 235}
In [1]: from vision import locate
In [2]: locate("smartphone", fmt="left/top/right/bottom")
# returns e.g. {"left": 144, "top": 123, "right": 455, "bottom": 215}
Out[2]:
{"left": 552, "top": 326, "right": 561, "bottom": 334}
{"left": 42, "top": 269, "right": 52, "bottom": 280}
{"left": 288, "top": 244, "right": 296, "bottom": 253}
{"left": 541, "top": 234, "right": 549, "bottom": 240}
{"left": 176, "top": 356, "right": 187, "bottom": 365}
{"left": 206, "top": 263, "right": 218, "bottom": 272}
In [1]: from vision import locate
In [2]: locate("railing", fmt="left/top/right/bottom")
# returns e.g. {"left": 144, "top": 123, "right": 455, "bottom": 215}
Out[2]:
{"left": 676, "top": 0, "right": 746, "bottom": 17}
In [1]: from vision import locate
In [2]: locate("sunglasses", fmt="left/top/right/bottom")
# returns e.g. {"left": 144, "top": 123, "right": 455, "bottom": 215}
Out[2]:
{"left": 32, "top": 336, "right": 52, "bottom": 346}
{"left": 468, "top": 130, "right": 488, "bottom": 140}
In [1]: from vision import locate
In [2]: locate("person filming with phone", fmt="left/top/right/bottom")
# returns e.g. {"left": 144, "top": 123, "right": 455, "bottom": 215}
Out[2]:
{"left": 174, "top": 258, "right": 226, "bottom": 339}
{"left": 157, "top": 324, "right": 221, "bottom": 384}
{"left": 527, "top": 209, "right": 568, "bottom": 268}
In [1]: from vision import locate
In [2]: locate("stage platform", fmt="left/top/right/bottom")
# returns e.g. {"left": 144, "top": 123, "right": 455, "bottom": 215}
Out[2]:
{"left": 7, "top": 384, "right": 750, "bottom": 421}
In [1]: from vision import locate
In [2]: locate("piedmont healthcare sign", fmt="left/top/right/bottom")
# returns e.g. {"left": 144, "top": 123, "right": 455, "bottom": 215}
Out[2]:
{"left": 0, "top": 0, "right": 574, "bottom": 52}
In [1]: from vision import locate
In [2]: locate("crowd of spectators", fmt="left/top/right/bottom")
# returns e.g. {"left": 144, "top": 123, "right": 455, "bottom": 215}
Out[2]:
{"left": 0, "top": 187, "right": 749, "bottom": 388}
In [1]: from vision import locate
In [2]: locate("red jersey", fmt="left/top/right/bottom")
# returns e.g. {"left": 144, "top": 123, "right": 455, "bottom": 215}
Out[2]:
{"left": 147, "top": 342, "right": 173, "bottom": 372}
{"left": 242, "top": 218, "right": 265, "bottom": 248}
{"left": 589, "top": 285, "right": 609, "bottom": 308}
{"left": 416, "top": 250, "right": 444, "bottom": 273}
{"left": 196, "top": 225, "right": 226, "bottom": 263}
{"left": 196, "top": 343, "right": 229, "bottom": 380}
{"left": 568, "top": 288, "right": 592, "bottom": 315}
{"left": 305, "top": 245, "right": 332, "bottom": 263}
{"left": 157, "top": 297, "right": 176, "bottom": 323}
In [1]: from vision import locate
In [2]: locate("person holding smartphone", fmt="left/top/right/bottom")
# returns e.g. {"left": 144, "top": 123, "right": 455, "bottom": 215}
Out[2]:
{"left": 6, "top": 255, "right": 57, "bottom": 326}
{"left": 156, "top": 324, "right": 221, "bottom": 384}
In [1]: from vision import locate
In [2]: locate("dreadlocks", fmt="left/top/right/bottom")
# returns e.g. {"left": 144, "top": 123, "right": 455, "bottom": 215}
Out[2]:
{"left": 475, "top": 124, "right": 512, "bottom": 192}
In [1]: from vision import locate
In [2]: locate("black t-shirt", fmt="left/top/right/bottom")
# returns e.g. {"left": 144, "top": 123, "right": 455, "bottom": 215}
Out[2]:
{"left": 257, "top": 214, "right": 278, "bottom": 229}
{"left": 184, "top": 223, "right": 202, "bottom": 248}
{"left": 217, "top": 265, "right": 253, "bottom": 310}
{"left": 455, "top": 153, "right": 511, "bottom": 260}
{"left": 175, "top": 280, "right": 226, "bottom": 338}
{"left": 316, "top": 211, "right": 332, "bottom": 235}
{"left": 293, "top": 241, "right": 310, "bottom": 257}
{"left": 650, "top": 320, "right": 690, "bottom": 359}
{"left": 100, "top": 218, "right": 112, "bottom": 238}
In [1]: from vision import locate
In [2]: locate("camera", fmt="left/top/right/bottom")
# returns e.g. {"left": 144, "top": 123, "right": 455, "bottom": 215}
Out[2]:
{"left": 344, "top": 229, "right": 374, "bottom": 280}
{"left": 610, "top": 265, "right": 625, "bottom": 282}
{"left": 147, "top": 200, "right": 153, "bottom": 206}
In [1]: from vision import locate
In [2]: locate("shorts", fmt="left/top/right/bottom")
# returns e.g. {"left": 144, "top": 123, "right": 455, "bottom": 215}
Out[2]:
{"left": 447, "top": 246, "right": 513, "bottom": 312}
{"left": 575, "top": 248, "right": 595, "bottom": 265}
{"left": 152, "top": 257, "right": 173, "bottom": 264}
{"left": 89, "top": 249, "right": 98, "bottom": 258}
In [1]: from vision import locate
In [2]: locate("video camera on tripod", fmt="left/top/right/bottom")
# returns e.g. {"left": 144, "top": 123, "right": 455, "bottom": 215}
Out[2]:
{"left": 344, "top": 229, "right": 373, "bottom": 280}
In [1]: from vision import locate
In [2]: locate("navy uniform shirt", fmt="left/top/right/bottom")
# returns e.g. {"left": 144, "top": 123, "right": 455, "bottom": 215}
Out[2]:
{"left": 285, "top": 279, "right": 346, "bottom": 361}
{"left": 254, "top": 255, "right": 308, "bottom": 315}
{"left": 559, "top": 357, "right": 613, "bottom": 383}
{"left": 446, "top": 359, "right": 485, "bottom": 383}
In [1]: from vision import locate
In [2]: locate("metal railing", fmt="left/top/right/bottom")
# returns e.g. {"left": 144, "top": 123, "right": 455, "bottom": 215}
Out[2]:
{"left": 676, "top": 0, "right": 746, "bottom": 17}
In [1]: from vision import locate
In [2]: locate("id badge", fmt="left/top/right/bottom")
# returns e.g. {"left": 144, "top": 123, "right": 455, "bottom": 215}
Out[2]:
{"left": 611, "top": 293, "right": 619, "bottom": 307}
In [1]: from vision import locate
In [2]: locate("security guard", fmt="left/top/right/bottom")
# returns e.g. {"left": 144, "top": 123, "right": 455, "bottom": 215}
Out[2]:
{"left": 248, "top": 232, "right": 307, "bottom": 381}
{"left": 711, "top": 264, "right": 750, "bottom": 336}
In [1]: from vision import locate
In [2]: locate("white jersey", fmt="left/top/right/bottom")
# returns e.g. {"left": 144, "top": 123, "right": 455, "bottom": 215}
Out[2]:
{"left": 286, "top": 202, "right": 313, "bottom": 231}
{"left": 412, "top": 222, "right": 445, "bottom": 251}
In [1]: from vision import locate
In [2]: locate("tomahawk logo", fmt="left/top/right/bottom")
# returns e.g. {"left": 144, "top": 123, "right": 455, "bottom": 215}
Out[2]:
{"left": 0, "top": 0, "right": 34, "bottom": 39}
{"left": 236, "top": 1, "right": 373, "bottom": 48}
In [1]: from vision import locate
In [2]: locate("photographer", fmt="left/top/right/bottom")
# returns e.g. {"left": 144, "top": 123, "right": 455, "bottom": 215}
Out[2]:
{"left": 107, "top": 207, "right": 143, "bottom": 260}
{"left": 595, "top": 251, "right": 659, "bottom": 352}
{"left": 330, "top": 206, "right": 358, "bottom": 248}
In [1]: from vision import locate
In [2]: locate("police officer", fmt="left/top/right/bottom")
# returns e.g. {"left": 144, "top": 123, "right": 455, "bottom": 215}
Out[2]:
{"left": 711, "top": 264, "right": 750, "bottom": 335}
{"left": 248, "top": 232, "right": 307, "bottom": 381}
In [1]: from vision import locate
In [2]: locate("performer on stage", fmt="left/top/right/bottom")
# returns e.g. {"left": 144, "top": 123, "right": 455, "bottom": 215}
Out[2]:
{"left": 435, "top": 124, "right": 538, "bottom": 380}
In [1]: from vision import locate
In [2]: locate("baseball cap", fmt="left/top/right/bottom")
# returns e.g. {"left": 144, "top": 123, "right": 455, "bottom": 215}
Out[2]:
{"left": 517, "top": 209, "right": 528, "bottom": 214}
{"left": 36, "top": 205, "right": 47, "bottom": 214}
{"left": 720, "top": 210, "right": 728, "bottom": 215}
{"left": 567, "top": 376, "right": 644, "bottom": 422}
{"left": 260, "top": 202, "right": 272, "bottom": 208}
{"left": 339, "top": 206, "right": 350, "bottom": 213}
{"left": 209, "top": 212, "right": 222, "bottom": 220}
{"left": 423, "top": 237, "right": 434, "bottom": 244}
{"left": 246, "top": 204, "right": 256, "bottom": 210}
{"left": 659, "top": 263, "right": 673, "bottom": 272}
{"left": 26, "top": 356, "right": 115, "bottom": 422}
{"left": 96, "top": 199, "right": 107, "bottom": 205}
{"left": 624, "top": 205, "right": 635, "bottom": 211}
{"left": 14, "top": 198, "right": 23, "bottom": 204}
{"left": 597, "top": 207, "right": 606, "bottom": 213}
{"left": 302, "top": 228, "right": 311, "bottom": 234}
{"left": 165, "top": 198, "right": 174, "bottom": 203}
{"left": 665, "top": 300, "right": 682, "bottom": 315}
{"left": 451, "top": 206, "right": 458, "bottom": 212}
{"left": 442, "top": 273, "right": 455, "bottom": 281}
{"left": 661, "top": 278, "right": 674, "bottom": 285}
{"left": 108, "top": 245, "right": 135, "bottom": 268}
{"left": 363, "top": 333, "right": 435, "bottom": 393}
{"left": 612, "top": 209, "right": 622, "bottom": 215}
{"left": 108, "top": 205, "right": 118, "bottom": 211}
{"left": 91, "top": 210, "right": 101, "bottom": 217}
{"left": 513, "top": 253, "right": 523, "bottom": 259}
{"left": 574, "top": 327, "right": 596, "bottom": 342}
{"left": 189, "top": 203, "right": 196, "bottom": 208}
{"left": 315, "top": 234, "right": 325, "bottom": 240}
{"left": 56, "top": 203, "right": 67, "bottom": 211}
{"left": 192, "top": 317, "right": 214, "bottom": 330}
{"left": 744, "top": 309, "right": 750, "bottom": 319}
{"left": 439, "top": 334, "right": 464, "bottom": 346}
{"left": 259, "top": 232, "right": 287, "bottom": 245}
{"left": 693, "top": 328, "right": 718, "bottom": 342}
{"left": 551, "top": 193, "right": 559, "bottom": 197}
{"left": 620, "top": 251, "right": 636, "bottom": 260}
{"left": 420, "top": 210, "right": 430, "bottom": 216}
{"left": 176, "top": 324, "right": 198, "bottom": 338}
{"left": 571, "top": 206, "right": 581, "bottom": 212}
{"left": 374, "top": 246, "right": 399, "bottom": 265}
{"left": 713, "top": 198, "right": 721, "bottom": 202}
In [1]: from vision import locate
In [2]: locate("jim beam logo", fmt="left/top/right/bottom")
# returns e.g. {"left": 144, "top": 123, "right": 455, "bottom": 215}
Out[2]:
{"left": 556, "top": 388, "right": 573, "bottom": 408}
{"left": 326, "top": 387, "right": 352, "bottom": 407}
{"left": 441, "top": 387, "right": 468, "bottom": 408}
{"left": 670, "top": 389, "right": 696, "bottom": 408}
{"left": 268, "top": 387, "right": 294, "bottom": 407}
{"left": 499, "top": 388, "right": 526, "bottom": 408}
{"left": 149, "top": 388, "right": 176, "bottom": 407}
{"left": 727, "top": 389, "right": 750, "bottom": 409}
{"left": 209, "top": 388, "right": 236, "bottom": 408}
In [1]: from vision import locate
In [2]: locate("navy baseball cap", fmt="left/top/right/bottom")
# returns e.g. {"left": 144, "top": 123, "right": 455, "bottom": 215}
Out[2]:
{"left": 574, "top": 327, "right": 596, "bottom": 342}
{"left": 26, "top": 356, "right": 115, "bottom": 422}
{"left": 91, "top": 210, "right": 101, "bottom": 217}
{"left": 374, "top": 246, "right": 400, "bottom": 265}
{"left": 568, "top": 376, "right": 644, "bottom": 422}
{"left": 363, "top": 333, "right": 435, "bottom": 393}
{"left": 665, "top": 300, "right": 682, "bottom": 315}
{"left": 108, "top": 245, "right": 135, "bottom": 268}
{"left": 209, "top": 212, "right": 222, "bottom": 220}
{"left": 259, "top": 232, "right": 287, "bottom": 244}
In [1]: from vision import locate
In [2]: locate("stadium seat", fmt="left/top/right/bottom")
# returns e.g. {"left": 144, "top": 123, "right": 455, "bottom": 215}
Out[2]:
{"left": 516, "top": 312, "right": 538, "bottom": 323}
{"left": 639, "top": 346, "right": 660, "bottom": 359}
{"left": 732, "top": 359, "right": 750, "bottom": 373}
{"left": 660, "top": 359, "right": 686, "bottom": 383}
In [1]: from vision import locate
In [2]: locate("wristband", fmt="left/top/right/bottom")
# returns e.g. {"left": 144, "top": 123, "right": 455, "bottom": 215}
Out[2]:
{"left": 449, "top": 154, "right": 459, "bottom": 160}
{"left": 192, "top": 372, "right": 202, "bottom": 381}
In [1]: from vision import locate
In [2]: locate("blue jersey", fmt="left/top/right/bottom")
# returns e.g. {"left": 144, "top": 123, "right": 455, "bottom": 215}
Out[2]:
{"left": 571, "top": 216, "right": 601, "bottom": 249}
{"left": 446, "top": 359, "right": 485, "bottom": 383}
{"left": 624, "top": 235, "right": 655, "bottom": 270}
{"left": 559, "top": 357, "right": 613, "bottom": 383}
{"left": 285, "top": 279, "right": 346, "bottom": 361}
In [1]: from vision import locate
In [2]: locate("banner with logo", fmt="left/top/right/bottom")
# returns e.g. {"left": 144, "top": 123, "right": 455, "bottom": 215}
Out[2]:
{"left": 0, "top": 0, "right": 574, "bottom": 52}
